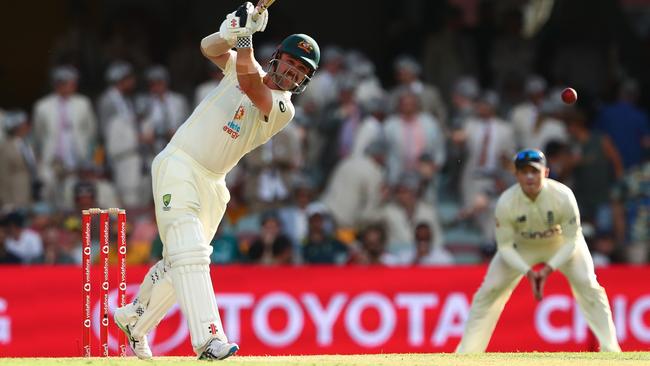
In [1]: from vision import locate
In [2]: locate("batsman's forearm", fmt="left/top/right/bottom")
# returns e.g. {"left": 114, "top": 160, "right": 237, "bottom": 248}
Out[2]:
{"left": 236, "top": 48, "right": 262, "bottom": 91}
{"left": 200, "top": 32, "right": 234, "bottom": 58}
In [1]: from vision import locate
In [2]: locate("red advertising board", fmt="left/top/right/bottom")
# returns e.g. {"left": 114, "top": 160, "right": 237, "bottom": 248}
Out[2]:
{"left": 0, "top": 265, "right": 649, "bottom": 357}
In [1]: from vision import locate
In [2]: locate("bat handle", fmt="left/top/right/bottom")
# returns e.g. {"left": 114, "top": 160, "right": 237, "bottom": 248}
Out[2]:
{"left": 252, "top": 7, "right": 265, "bottom": 21}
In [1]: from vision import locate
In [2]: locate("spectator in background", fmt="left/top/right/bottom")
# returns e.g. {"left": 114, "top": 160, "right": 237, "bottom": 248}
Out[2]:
{"left": 345, "top": 51, "right": 385, "bottom": 107}
{"left": 45, "top": 215, "right": 81, "bottom": 265}
{"left": 449, "top": 76, "right": 479, "bottom": 130}
{"left": 247, "top": 212, "right": 293, "bottom": 265}
{"left": 409, "top": 222, "right": 454, "bottom": 266}
{"left": 72, "top": 181, "right": 98, "bottom": 212}
{"left": 452, "top": 91, "right": 515, "bottom": 243}
{"left": 99, "top": 61, "right": 143, "bottom": 208}
{"left": 544, "top": 140, "right": 573, "bottom": 183}
{"left": 302, "top": 206, "right": 348, "bottom": 265}
{"left": 364, "top": 172, "right": 444, "bottom": 257}
{"left": 97, "top": 61, "right": 137, "bottom": 141}
{"left": 138, "top": 65, "right": 189, "bottom": 163}
{"left": 0, "top": 111, "right": 38, "bottom": 208}
{"left": 97, "top": 61, "right": 140, "bottom": 200}
{"left": 610, "top": 155, "right": 650, "bottom": 264}
{"left": 61, "top": 162, "right": 120, "bottom": 212}
{"left": 595, "top": 79, "right": 650, "bottom": 170}
{"left": 0, "top": 217, "right": 21, "bottom": 264}
{"left": 3, "top": 211, "right": 43, "bottom": 264}
{"left": 384, "top": 90, "right": 446, "bottom": 185}
{"left": 446, "top": 76, "right": 480, "bottom": 200}
{"left": 278, "top": 175, "right": 318, "bottom": 259}
{"left": 416, "top": 152, "right": 443, "bottom": 204}
{"left": 348, "top": 223, "right": 399, "bottom": 266}
{"left": 589, "top": 232, "right": 618, "bottom": 267}
{"left": 351, "top": 95, "right": 388, "bottom": 157}
{"left": 511, "top": 75, "right": 568, "bottom": 150}
{"left": 33, "top": 65, "right": 97, "bottom": 208}
{"left": 389, "top": 56, "right": 447, "bottom": 127}
{"left": 565, "top": 108, "right": 623, "bottom": 227}
{"left": 316, "top": 79, "right": 363, "bottom": 181}
{"left": 454, "top": 91, "right": 514, "bottom": 208}
{"left": 322, "top": 139, "right": 387, "bottom": 231}
{"left": 194, "top": 61, "right": 224, "bottom": 107}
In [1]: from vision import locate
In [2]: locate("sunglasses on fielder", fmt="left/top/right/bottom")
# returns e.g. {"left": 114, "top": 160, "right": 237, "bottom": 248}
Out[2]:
{"left": 514, "top": 149, "right": 547, "bottom": 170}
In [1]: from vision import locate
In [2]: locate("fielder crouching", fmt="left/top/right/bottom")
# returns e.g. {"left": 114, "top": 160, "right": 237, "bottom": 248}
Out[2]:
{"left": 456, "top": 149, "right": 621, "bottom": 353}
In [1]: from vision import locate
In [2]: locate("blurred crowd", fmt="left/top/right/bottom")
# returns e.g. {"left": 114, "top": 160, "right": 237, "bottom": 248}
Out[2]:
{"left": 1, "top": 1, "right": 649, "bottom": 268}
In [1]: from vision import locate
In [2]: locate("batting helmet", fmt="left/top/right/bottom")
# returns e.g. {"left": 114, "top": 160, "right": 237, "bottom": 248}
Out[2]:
{"left": 268, "top": 34, "right": 320, "bottom": 94}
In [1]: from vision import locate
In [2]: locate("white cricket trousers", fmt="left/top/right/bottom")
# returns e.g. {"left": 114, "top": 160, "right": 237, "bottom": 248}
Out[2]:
{"left": 152, "top": 144, "right": 230, "bottom": 252}
{"left": 456, "top": 242, "right": 621, "bottom": 353}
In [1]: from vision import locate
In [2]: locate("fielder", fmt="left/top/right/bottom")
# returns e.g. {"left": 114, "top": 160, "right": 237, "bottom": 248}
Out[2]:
{"left": 456, "top": 149, "right": 621, "bottom": 353}
{"left": 113, "top": 2, "right": 320, "bottom": 360}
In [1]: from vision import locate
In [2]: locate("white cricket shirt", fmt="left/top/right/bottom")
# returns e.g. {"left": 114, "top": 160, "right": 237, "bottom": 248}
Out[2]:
{"left": 494, "top": 179, "right": 583, "bottom": 273}
{"left": 169, "top": 53, "right": 295, "bottom": 174}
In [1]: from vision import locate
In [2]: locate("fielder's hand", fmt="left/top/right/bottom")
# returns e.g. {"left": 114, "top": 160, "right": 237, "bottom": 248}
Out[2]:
{"left": 226, "top": 2, "right": 268, "bottom": 38}
{"left": 526, "top": 269, "right": 542, "bottom": 301}
{"left": 535, "top": 264, "right": 554, "bottom": 301}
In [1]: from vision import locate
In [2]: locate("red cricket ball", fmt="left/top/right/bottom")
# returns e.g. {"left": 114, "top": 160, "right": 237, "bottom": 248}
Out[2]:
{"left": 561, "top": 87, "right": 577, "bottom": 104}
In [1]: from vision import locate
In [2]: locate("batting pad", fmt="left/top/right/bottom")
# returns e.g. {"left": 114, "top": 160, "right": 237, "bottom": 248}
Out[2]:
{"left": 165, "top": 215, "right": 227, "bottom": 352}
{"left": 171, "top": 264, "right": 227, "bottom": 351}
{"left": 130, "top": 261, "right": 176, "bottom": 339}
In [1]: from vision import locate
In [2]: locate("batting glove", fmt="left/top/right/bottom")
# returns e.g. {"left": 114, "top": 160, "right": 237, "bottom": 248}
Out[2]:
{"left": 226, "top": 2, "right": 268, "bottom": 37}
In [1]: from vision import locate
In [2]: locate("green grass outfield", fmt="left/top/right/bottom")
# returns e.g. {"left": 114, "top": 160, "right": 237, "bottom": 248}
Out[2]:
{"left": 1, "top": 353, "right": 649, "bottom": 366}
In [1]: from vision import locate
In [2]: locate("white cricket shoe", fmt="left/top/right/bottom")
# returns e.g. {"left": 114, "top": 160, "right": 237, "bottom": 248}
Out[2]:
{"left": 198, "top": 339, "right": 239, "bottom": 361}
{"left": 114, "top": 305, "right": 153, "bottom": 360}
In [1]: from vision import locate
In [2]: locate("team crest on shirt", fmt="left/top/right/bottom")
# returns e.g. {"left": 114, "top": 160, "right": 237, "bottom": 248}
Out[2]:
{"left": 162, "top": 194, "right": 172, "bottom": 211}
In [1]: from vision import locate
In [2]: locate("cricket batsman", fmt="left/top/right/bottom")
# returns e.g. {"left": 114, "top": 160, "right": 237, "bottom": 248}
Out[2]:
{"left": 113, "top": 1, "right": 320, "bottom": 360}
{"left": 456, "top": 149, "right": 621, "bottom": 353}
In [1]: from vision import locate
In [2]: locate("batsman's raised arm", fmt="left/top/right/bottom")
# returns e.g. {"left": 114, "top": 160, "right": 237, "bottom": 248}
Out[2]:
{"left": 200, "top": 23, "right": 235, "bottom": 70}
{"left": 200, "top": 2, "right": 269, "bottom": 71}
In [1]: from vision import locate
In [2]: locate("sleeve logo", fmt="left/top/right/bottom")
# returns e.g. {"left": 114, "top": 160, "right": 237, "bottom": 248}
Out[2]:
{"left": 279, "top": 101, "right": 286, "bottom": 113}
{"left": 162, "top": 194, "right": 172, "bottom": 211}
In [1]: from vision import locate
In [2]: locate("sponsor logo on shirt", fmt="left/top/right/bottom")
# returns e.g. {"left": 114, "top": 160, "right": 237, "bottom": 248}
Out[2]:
{"left": 547, "top": 211, "right": 554, "bottom": 225}
{"left": 223, "top": 120, "right": 241, "bottom": 139}
{"left": 516, "top": 215, "right": 527, "bottom": 223}
{"left": 222, "top": 106, "right": 245, "bottom": 139}
{"left": 234, "top": 106, "right": 245, "bottom": 120}
{"left": 520, "top": 226, "right": 562, "bottom": 239}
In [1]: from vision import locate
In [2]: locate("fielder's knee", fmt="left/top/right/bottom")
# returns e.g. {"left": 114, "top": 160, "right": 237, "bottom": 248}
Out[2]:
{"left": 164, "top": 215, "right": 212, "bottom": 268}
